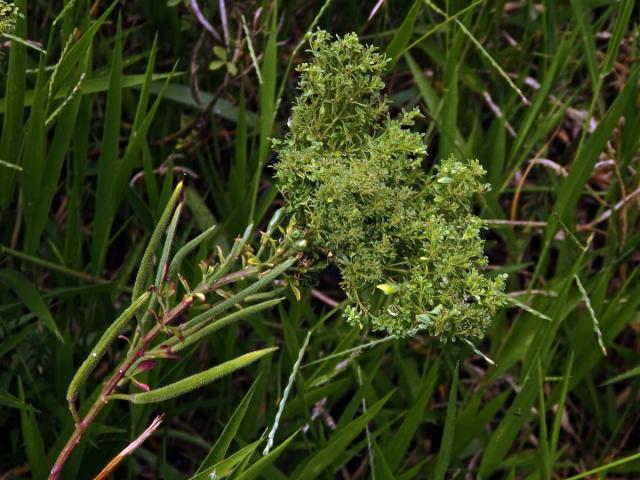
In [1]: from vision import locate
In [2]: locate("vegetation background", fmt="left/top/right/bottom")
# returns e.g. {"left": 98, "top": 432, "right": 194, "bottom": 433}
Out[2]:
{"left": 1, "top": 0, "right": 639, "bottom": 478}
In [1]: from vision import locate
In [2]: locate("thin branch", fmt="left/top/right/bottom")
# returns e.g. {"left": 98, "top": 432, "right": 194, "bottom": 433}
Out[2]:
{"left": 93, "top": 415, "right": 164, "bottom": 480}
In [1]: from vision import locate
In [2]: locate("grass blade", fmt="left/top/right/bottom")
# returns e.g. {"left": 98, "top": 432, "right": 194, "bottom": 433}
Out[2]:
{"left": 292, "top": 390, "right": 394, "bottom": 480}
{"left": 19, "top": 379, "right": 47, "bottom": 480}
{"left": 250, "top": 1, "right": 277, "bottom": 221}
{"left": 90, "top": 13, "right": 124, "bottom": 274}
{"left": 0, "top": 269, "right": 63, "bottom": 342}
{"left": 0, "top": 0, "right": 26, "bottom": 208}
{"left": 433, "top": 363, "right": 458, "bottom": 480}
{"left": 196, "top": 376, "right": 261, "bottom": 472}
{"left": 385, "top": 0, "right": 421, "bottom": 69}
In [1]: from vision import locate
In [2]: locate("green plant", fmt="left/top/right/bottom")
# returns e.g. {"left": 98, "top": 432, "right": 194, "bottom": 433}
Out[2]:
{"left": 274, "top": 31, "right": 506, "bottom": 340}
{"left": 50, "top": 181, "right": 306, "bottom": 479}
{"left": 0, "top": 1, "right": 17, "bottom": 34}
{"left": 3, "top": 2, "right": 639, "bottom": 479}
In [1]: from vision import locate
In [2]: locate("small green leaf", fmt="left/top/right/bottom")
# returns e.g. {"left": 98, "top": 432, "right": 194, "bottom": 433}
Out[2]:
{"left": 227, "top": 62, "right": 238, "bottom": 76}
{"left": 209, "top": 60, "right": 226, "bottom": 71}
{"left": 376, "top": 283, "right": 400, "bottom": 295}
{"left": 213, "top": 45, "right": 227, "bottom": 60}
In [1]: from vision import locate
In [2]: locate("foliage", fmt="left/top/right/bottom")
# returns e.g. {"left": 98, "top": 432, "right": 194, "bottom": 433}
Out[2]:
{"left": 0, "top": 1, "right": 17, "bottom": 34}
{"left": 275, "top": 31, "right": 506, "bottom": 339}
{"left": 0, "top": 1, "right": 639, "bottom": 480}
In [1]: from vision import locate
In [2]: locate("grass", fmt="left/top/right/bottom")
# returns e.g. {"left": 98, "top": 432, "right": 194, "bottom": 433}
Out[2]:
{"left": 0, "top": 1, "right": 639, "bottom": 479}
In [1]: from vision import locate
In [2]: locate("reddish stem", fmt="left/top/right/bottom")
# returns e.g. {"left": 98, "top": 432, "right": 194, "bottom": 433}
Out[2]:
{"left": 48, "top": 267, "right": 258, "bottom": 479}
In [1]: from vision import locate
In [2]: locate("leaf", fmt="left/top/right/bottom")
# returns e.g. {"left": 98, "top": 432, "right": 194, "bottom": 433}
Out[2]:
{"left": 600, "top": 363, "right": 640, "bottom": 386}
{"left": 385, "top": 0, "right": 421, "bottom": 68}
{"left": 0, "top": 0, "right": 26, "bottom": 208}
{"left": 189, "top": 439, "right": 263, "bottom": 480}
{"left": 433, "top": 363, "right": 458, "bottom": 480}
{"left": 0, "top": 270, "right": 63, "bottom": 342}
{"left": 376, "top": 283, "right": 400, "bottom": 295}
{"left": 234, "top": 430, "right": 299, "bottom": 480}
{"left": 209, "top": 60, "right": 226, "bottom": 71}
{"left": 25, "top": 49, "right": 87, "bottom": 252}
{"left": 89, "top": 13, "right": 124, "bottom": 274}
{"left": 19, "top": 379, "right": 47, "bottom": 480}
{"left": 551, "top": 66, "right": 639, "bottom": 231}
{"left": 292, "top": 390, "right": 394, "bottom": 479}
{"left": 250, "top": 3, "right": 277, "bottom": 220}
{"left": 385, "top": 361, "right": 439, "bottom": 471}
{"left": 20, "top": 56, "right": 47, "bottom": 254}
{"left": 0, "top": 389, "right": 30, "bottom": 410}
{"left": 213, "top": 45, "right": 227, "bottom": 60}
{"left": 196, "top": 376, "right": 262, "bottom": 472}
{"left": 373, "top": 439, "right": 396, "bottom": 480}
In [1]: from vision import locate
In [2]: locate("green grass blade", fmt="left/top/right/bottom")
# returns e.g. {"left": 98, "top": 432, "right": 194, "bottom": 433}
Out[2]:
{"left": 565, "top": 452, "right": 640, "bottom": 480}
{"left": 196, "top": 376, "right": 261, "bottom": 472}
{"left": 537, "top": 360, "right": 551, "bottom": 480}
{"left": 234, "top": 430, "right": 299, "bottom": 480}
{"left": 385, "top": 0, "right": 421, "bottom": 69}
{"left": 433, "top": 363, "right": 458, "bottom": 480}
{"left": 250, "top": 1, "right": 277, "bottom": 221}
{"left": 18, "top": 379, "right": 47, "bottom": 480}
{"left": 49, "top": 0, "right": 118, "bottom": 97}
{"left": 189, "top": 439, "right": 263, "bottom": 480}
{"left": 553, "top": 67, "right": 639, "bottom": 226}
{"left": 602, "top": 0, "right": 634, "bottom": 75}
{"left": 0, "top": 0, "right": 27, "bottom": 208}
{"left": 90, "top": 13, "right": 124, "bottom": 274}
{"left": 385, "top": 360, "right": 439, "bottom": 471}
{"left": 550, "top": 352, "right": 573, "bottom": 463}
{"left": 570, "top": 0, "right": 598, "bottom": 88}
{"left": 20, "top": 55, "right": 47, "bottom": 254}
{"left": 0, "top": 269, "right": 63, "bottom": 342}
{"left": 292, "top": 390, "right": 394, "bottom": 479}
{"left": 25, "top": 52, "right": 88, "bottom": 253}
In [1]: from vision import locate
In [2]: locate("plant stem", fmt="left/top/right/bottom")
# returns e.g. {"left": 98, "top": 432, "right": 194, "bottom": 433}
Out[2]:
{"left": 48, "top": 261, "right": 289, "bottom": 479}
{"left": 48, "top": 294, "right": 195, "bottom": 479}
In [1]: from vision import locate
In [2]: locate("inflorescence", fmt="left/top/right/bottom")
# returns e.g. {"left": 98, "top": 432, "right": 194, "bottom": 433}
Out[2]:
{"left": 0, "top": 2, "right": 18, "bottom": 35}
{"left": 274, "top": 30, "right": 506, "bottom": 341}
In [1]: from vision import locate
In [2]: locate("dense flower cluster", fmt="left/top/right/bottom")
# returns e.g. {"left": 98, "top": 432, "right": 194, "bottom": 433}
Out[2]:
{"left": 0, "top": 2, "right": 18, "bottom": 35}
{"left": 274, "top": 31, "right": 506, "bottom": 340}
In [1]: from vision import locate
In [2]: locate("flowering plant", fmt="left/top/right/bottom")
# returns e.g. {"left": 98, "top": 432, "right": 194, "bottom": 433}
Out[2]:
{"left": 274, "top": 31, "right": 506, "bottom": 340}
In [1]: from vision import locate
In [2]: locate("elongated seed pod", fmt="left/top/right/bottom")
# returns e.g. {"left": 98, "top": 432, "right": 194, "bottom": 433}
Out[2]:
{"left": 167, "top": 224, "right": 218, "bottom": 280}
{"left": 205, "top": 224, "right": 254, "bottom": 287}
{"left": 161, "top": 297, "right": 284, "bottom": 352}
{"left": 183, "top": 257, "right": 296, "bottom": 332}
{"left": 154, "top": 203, "right": 182, "bottom": 289}
{"left": 66, "top": 291, "right": 151, "bottom": 402}
{"left": 131, "top": 347, "right": 277, "bottom": 404}
{"left": 138, "top": 203, "right": 184, "bottom": 332}
{"left": 132, "top": 181, "right": 183, "bottom": 303}
{"left": 266, "top": 207, "right": 286, "bottom": 236}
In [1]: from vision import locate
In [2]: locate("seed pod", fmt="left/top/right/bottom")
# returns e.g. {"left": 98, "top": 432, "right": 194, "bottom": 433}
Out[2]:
{"left": 66, "top": 291, "right": 151, "bottom": 403}
{"left": 131, "top": 347, "right": 277, "bottom": 404}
